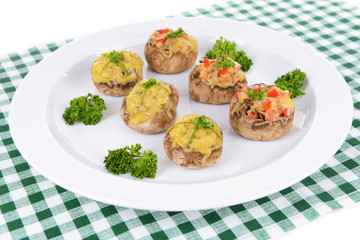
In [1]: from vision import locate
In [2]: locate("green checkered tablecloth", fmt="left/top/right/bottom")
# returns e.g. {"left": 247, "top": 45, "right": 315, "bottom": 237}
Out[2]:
{"left": 1, "top": 0, "right": 359, "bottom": 239}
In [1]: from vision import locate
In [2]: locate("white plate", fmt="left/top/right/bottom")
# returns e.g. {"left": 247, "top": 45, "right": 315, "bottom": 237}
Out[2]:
{"left": 9, "top": 17, "right": 353, "bottom": 211}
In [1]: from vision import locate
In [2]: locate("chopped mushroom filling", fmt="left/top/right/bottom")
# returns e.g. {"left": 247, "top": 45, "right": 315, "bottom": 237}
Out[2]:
{"left": 197, "top": 56, "right": 246, "bottom": 88}
{"left": 232, "top": 85, "right": 295, "bottom": 123}
{"left": 149, "top": 28, "right": 198, "bottom": 57}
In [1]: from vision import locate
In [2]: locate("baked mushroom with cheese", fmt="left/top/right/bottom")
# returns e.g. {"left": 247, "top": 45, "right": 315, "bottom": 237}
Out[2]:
{"left": 145, "top": 28, "right": 198, "bottom": 74}
{"left": 164, "top": 114, "right": 223, "bottom": 168}
{"left": 189, "top": 55, "right": 247, "bottom": 104}
{"left": 229, "top": 84, "right": 295, "bottom": 141}
{"left": 91, "top": 50, "right": 144, "bottom": 96}
{"left": 120, "top": 78, "right": 179, "bottom": 134}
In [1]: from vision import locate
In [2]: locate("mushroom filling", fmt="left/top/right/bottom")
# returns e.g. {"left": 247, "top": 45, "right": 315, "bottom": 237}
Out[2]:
{"left": 196, "top": 56, "right": 246, "bottom": 88}
{"left": 232, "top": 84, "right": 295, "bottom": 123}
{"left": 149, "top": 28, "right": 198, "bottom": 57}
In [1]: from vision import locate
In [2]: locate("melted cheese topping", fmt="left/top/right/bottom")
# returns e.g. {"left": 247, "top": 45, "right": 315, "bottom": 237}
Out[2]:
{"left": 126, "top": 79, "right": 171, "bottom": 125}
{"left": 169, "top": 114, "right": 223, "bottom": 165}
{"left": 91, "top": 51, "right": 144, "bottom": 85}
{"left": 198, "top": 58, "right": 246, "bottom": 88}
{"left": 150, "top": 29, "right": 198, "bottom": 58}
{"left": 234, "top": 85, "right": 295, "bottom": 122}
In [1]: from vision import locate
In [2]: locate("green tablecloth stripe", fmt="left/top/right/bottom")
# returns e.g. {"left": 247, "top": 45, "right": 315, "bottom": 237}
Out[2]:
{"left": 1, "top": 0, "right": 360, "bottom": 239}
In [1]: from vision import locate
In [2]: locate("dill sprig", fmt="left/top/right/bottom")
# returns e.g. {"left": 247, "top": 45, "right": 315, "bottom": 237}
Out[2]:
{"left": 139, "top": 78, "right": 170, "bottom": 105}
{"left": 168, "top": 115, "right": 223, "bottom": 147}
{"left": 100, "top": 50, "right": 130, "bottom": 76}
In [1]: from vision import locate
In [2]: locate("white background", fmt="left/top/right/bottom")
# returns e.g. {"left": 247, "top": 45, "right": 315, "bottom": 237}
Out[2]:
{"left": 1, "top": 0, "right": 359, "bottom": 239}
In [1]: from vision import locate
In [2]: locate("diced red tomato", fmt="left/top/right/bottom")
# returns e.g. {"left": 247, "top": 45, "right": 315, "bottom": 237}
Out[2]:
{"left": 249, "top": 85, "right": 260, "bottom": 92}
{"left": 265, "top": 109, "right": 280, "bottom": 122}
{"left": 267, "top": 89, "right": 279, "bottom": 98}
{"left": 248, "top": 111, "right": 258, "bottom": 119}
{"left": 263, "top": 101, "right": 272, "bottom": 111}
{"left": 218, "top": 68, "right": 227, "bottom": 75}
{"left": 156, "top": 36, "right": 166, "bottom": 44}
{"left": 282, "top": 108, "right": 291, "bottom": 118}
{"left": 203, "top": 58, "right": 210, "bottom": 67}
{"left": 159, "top": 29, "right": 170, "bottom": 34}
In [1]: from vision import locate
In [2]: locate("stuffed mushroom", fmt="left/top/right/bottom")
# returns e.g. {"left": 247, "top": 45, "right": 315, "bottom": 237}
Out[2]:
{"left": 229, "top": 83, "right": 295, "bottom": 141}
{"left": 164, "top": 114, "right": 223, "bottom": 168}
{"left": 189, "top": 55, "right": 247, "bottom": 104}
{"left": 91, "top": 50, "right": 144, "bottom": 96}
{"left": 120, "top": 78, "right": 179, "bottom": 134}
{"left": 144, "top": 28, "right": 198, "bottom": 74}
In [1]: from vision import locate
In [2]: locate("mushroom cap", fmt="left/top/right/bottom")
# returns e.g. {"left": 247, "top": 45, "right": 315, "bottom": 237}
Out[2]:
{"left": 120, "top": 81, "right": 179, "bottom": 134}
{"left": 229, "top": 84, "right": 294, "bottom": 141}
{"left": 144, "top": 39, "right": 197, "bottom": 74}
{"left": 188, "top": 66, "right": 247, "bottom": 104}
{"left": 163, "top": 132, "right": 223, "bottom": 168}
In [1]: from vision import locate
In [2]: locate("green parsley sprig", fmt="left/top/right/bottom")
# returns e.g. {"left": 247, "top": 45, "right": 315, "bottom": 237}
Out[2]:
{"left": 217, "top": 55, "right": 235, "bottom": 69}
{"left": 168, "top": 115, "right": 223, "bottom": 147}
{"left": 246, "top": 88, "right": 265, "bottom": 100}
{"left": 275, "top": 68, "right": 306, "bottom": 99}
{"left": 104, "top": 144, "right": 158, "bottom": 179}
{"left": 139, "top": 78, "right": 170, "bottom": 105}
{"left": 205, "top": 37, "right": 253, "bottom": 72}
{"left": 101, "top": 50, "right": 130, "bottom": 75}
{"left": 63, "top": 93, "right": 107, "bottom": 125}
{"left": 166, "top": 28, "right": 184, "bottom": 38}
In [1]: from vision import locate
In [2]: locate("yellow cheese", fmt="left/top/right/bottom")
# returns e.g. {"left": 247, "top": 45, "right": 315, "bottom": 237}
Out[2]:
{"left": 277, "top": 95, "right": 295, "bottom": 111}
{"left": 166, "top": 36, "right": 198, "bottom": 56}
{"left": 169, "top": 114, "right": 223, "bottom": 165}
{"left": 126, "top": 79, "right": 171, "bottom": 125}
{"left": 91, "top": 50, "right": 143, "bottom": 85}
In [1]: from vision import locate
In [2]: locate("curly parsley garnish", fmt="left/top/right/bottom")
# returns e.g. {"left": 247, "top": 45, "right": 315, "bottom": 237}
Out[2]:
{"left": 63, "top": 93, "right": 107, "bottom": 125}
{"left": 246, "top": 88, "right": 266, "bottom": 100}
{"left": 168, "top": 115, "right": 223, "bottom": 147}
{"left": 166, "top": 28, "right": 184, "bottom": 38}
{"left": 139, "top": 78, "right": 170, "bottom": 105}
{"left": 205, "top": 37, "right": 253, "bottom": 72}
{"left": 104, "top": 144, "right": 158, "bottom": 179}
{"left": 275, "top": 68, "right": 306, "bottom": 99}
{"left": 217, "top": 55, "right": 235, "bottom": 69}
{"left": 100, "top": 50, "right": 130, "bottom": 75}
